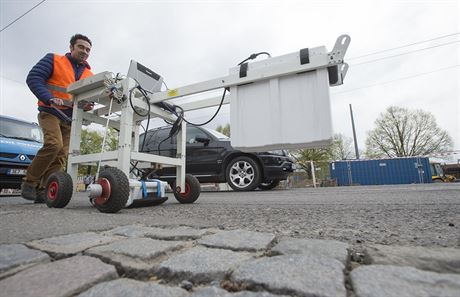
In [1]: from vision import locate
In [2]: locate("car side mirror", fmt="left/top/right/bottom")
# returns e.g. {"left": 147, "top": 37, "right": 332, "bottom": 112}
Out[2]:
{"left": 195, "top": 137, "right": 210, "bottom": 146}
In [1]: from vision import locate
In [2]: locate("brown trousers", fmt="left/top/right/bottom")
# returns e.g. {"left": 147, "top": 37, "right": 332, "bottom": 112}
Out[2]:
{"left": 23, "top": 112, "right": 71, "bottom": 189}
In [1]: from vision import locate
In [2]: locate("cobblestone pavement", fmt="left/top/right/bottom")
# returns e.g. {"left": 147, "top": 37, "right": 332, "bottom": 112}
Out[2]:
{"left": 1, "top": 225, "right": 460, "bottom": 297}
{"left": 1, "top": 184, "right": 459, "bottom": 296}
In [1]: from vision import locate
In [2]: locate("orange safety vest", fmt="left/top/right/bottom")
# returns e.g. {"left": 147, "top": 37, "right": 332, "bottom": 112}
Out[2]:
{"left": 38, "top": 54, "right": 93, "bottom": 109}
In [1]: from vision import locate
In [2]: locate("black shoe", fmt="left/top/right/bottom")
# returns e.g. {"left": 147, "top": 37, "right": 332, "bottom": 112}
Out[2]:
{"left": 34, "top": 189, "right": 46, "bottom": 204}
{"left": 21, "top": 183, "right": 37, "bottom": 201}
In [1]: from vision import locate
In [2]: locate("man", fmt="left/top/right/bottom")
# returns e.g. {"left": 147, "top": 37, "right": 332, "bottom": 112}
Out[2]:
{"left": 83, "top": 175, "right": 92, "bottom": 191}
{"left": 21, "top": 34, "right": 94, "bottom": 203}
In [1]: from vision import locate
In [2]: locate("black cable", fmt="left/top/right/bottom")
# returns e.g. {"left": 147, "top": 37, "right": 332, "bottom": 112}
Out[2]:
{"left": 114, "top": 73, "right": 123, "bottom": 83}
{"left": 129, "top": 81, "right": 183, "bottom": 168}
{"left": 238, "top": 52, "right": 271, "bottom": 65}
{"left": 157, "top": 135, "right": 172, "bottom": 156}
{"left": 130, "top": 161, "right": 146, "bottom": 174}
{"left": 177, "top": 52, "right": 264, "bottom": 127}
{"left": 179, "top": 52, "right": 269, "bottom": 127}
{"left": 128, "top": 83, "right": 152, "bottom": 151}
{"left": 157, "top": 107, "right": 184, "bottom": 155}
{"left": 179, "top": 88, "right": 227, "bottom": 127}
{"left": 129, "top": 82, "right": 184, "bottom": 178}
{"left": 129, "top": 86, "right": 150, "bottom": 117}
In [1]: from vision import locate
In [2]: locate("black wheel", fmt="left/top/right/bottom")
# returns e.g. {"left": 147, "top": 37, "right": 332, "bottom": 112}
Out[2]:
{"left": 92, "top": 167, "right": 129, "bottom": 213}
{"left": 173, "top": 174, "right": 200, "bottom": 204}
{"left": 45, "top": 172, "right": 73, "bottom": 208}
{"left": 226, "top": 156, "right": 261, "bottom": 191}
{"left": 258, "top": 179, "right": 280, "bottom": 190}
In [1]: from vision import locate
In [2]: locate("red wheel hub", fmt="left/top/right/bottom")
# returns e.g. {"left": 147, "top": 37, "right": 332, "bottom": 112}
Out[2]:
{"left": 94, "top": 178, "right": 111, "bottom": 205}
{"left": 47, "top": 181, "right": 59, "bottom": 201}
{"left": 179, "top": 182, "right": 190, "bottom": 198}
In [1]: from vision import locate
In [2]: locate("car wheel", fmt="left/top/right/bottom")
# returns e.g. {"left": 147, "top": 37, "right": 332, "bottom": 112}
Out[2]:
{"left": 258, "top": 179, "right": 280, "bottom": 190}
{"left": 226, "top": 156, "right": 261, "bottom": 191}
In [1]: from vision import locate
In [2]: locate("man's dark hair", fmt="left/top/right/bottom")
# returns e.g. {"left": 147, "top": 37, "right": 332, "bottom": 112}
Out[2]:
{"left": 70, "top": 34, "right": 92, "bottom": 46}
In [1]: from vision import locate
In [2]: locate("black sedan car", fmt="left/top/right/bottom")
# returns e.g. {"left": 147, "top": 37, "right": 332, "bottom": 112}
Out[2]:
{"left": 139, "top": 126, "right": 294, "bottom": 191}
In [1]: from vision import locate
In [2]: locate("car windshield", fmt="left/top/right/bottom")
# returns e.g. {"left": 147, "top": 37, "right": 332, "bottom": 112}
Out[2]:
{"left": 0, "top": 117, "right": 43, "bottom": 143}
{"left": 203, "top": 127, "right": 229, "bottom": 140}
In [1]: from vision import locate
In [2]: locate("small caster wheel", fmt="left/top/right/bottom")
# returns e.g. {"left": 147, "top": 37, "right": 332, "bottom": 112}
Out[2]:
{"left": 173, "top": 174, "right": 201, "bottom": 204}
{"left": 45, "top": 171, "right": 73, "bottom": 208}
{"left": 91, "top": 167, "right": 129, "bottom": 213}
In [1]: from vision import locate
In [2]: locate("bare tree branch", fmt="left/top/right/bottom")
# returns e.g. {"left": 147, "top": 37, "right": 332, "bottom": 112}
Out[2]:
{"left": 364, "top": 106, "right": 453, "bottom": 158}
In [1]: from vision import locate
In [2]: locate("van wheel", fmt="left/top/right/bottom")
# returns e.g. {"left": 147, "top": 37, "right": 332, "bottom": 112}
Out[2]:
{"left": 258, "top": 179, "right": 280, "bottom": 190}
{"left": 226, "top": 156, "right": 261, "bottom": 191}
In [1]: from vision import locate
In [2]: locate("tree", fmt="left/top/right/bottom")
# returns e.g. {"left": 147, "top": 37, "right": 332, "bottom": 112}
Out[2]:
{"left": 78, "top": 127, "right": 118, "bottom": 175}
{"left": 289, "top": 133, "right": 353, "bottom": 179}
{"left": 290, "top": 147, "right": 331, "bottom": 178}
{"left": 365, "top": 106, "right": 453, "bottom": 158}
{"left": 215, "top": 123, "right": 230, "bottom": 137}
{"left": 330, "top": 133, "right": 355, "bottom": 160}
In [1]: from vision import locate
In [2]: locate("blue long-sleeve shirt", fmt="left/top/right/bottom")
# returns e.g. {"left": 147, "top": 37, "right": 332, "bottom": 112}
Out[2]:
{"left": 26, "top": 53, "right": 90, "bottom": 122}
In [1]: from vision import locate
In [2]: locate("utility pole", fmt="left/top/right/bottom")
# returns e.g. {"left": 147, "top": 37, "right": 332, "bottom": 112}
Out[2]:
{"left": 349, "top": 104, "right": 360, "bottom": 159}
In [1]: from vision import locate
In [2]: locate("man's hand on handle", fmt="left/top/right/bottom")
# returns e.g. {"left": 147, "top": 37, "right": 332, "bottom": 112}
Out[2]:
{"left": 49, "top": 98, "right": 93, "bottom": 111}
{"left": 79, "top": 100, "right": 94, "bottom": 111}
{"left": 49, "top": 98, "right": 66, "bottom": 106}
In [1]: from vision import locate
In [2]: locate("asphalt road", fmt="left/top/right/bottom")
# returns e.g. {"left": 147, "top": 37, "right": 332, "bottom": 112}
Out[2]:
{"left": 1, "top": 183, "right": 459, "bottom": 249}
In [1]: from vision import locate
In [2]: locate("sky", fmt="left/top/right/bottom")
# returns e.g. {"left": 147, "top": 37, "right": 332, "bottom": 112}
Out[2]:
{"left": 1, "top": 0, "right": 459, "bottom": 162}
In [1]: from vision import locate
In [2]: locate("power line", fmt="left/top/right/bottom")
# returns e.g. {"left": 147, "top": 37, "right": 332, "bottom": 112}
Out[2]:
{"left": 0, "top": 75, "right": 26, "bottom": 85}
{"left": 347, "top": 32, "right": 460, "bottom": 60}
{"left": 0, "top": 0, "right": 47, "bottom": 33}
{"left": 332, "top": 64, "right": 460, "bottom": 95}
{"left": 350, "top": 40, "right": 460, "bottom": 67}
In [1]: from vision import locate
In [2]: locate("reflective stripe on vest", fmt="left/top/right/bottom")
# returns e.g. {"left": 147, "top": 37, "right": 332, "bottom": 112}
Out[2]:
{"left": 37, "top": 54, "right": 93, "bottom": 109}
{"left": 46, "top": 84, "right": 67, "bottom": 93}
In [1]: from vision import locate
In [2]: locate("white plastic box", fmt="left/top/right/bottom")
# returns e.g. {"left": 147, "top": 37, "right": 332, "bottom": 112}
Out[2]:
{"left": 230, "top": 46, "right": 333, "bottom": 152}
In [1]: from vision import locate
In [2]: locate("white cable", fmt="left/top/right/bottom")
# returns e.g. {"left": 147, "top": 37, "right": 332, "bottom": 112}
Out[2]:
{"left": 95, "top": 98, "right": 114, "bottom": 180}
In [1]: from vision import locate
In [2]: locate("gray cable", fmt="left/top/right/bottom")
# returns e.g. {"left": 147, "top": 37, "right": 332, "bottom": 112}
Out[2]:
{"left": 351, "top": 40, "right": 460, "bottom": 67}
{"left": 348, "top": 32, "right": 460, "bottom": 60}
{"left": 332, "top": 64, "right": 460, "bottom": 95}
{"left": 0, "top": 0, "right": 47, "bottom": 33}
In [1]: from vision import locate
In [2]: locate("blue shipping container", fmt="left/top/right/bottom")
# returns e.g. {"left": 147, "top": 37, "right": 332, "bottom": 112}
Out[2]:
{"left": 329, "top": 157, "right": 432, "bottom": 186}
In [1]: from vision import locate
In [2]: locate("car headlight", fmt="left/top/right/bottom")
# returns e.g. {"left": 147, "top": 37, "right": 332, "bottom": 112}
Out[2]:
{"left": 267, "top": 150, "right": 285, "bottom": 156}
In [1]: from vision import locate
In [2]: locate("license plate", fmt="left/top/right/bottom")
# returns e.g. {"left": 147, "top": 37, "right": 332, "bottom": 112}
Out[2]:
{"left": 7, "top": 169, "right": 27, "bottom": 175}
